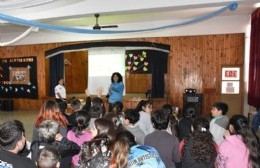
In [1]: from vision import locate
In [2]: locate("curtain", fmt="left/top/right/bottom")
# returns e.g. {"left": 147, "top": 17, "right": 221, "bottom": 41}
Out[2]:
{"left": 49, "top": 53, "right": 64, "bottom": 96}
{"left": 151, "top": 51, "right": 168, "bottom": 98}
{"left": 248, "top": 8, "right": 260, "bottom": 107}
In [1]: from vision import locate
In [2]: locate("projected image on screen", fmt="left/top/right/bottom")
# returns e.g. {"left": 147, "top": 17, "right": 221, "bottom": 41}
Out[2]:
{"left": 88, "top": 48, "right": 125, "bottom": 95}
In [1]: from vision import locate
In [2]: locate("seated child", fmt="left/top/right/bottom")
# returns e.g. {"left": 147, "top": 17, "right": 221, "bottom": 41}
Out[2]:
{"left": 123, "top": 109, "right": 145, "bottom": 145}
{"left": 36, "top": 146, "right": 60, "bottom": 168}
{"left": 209, "top": 102, "right": 229, "bottom": 145}
{"left": 31, "top": 120, "right": 80, "bottom": 168}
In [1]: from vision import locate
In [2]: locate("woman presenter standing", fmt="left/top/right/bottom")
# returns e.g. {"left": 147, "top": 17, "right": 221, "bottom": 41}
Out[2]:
{"left": 108, "top": 72, "right": 124, "bottom": 112}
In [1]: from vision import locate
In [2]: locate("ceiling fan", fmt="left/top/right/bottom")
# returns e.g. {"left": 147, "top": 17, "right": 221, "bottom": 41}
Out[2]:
{"left": 93, "top": 14, "right": 118, "bottom": 30}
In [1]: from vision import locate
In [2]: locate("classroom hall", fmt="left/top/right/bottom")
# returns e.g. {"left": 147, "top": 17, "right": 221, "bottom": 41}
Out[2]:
{"left": 0, "top": 0, "right": 260, "bottom": 140}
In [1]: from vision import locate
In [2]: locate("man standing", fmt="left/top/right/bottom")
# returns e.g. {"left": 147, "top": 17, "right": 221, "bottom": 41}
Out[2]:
{"left": 55, "top": 78, "right": 66, "bottom": 103}
{"left": 0, "top": 120, "right": 35, "bottom": 168}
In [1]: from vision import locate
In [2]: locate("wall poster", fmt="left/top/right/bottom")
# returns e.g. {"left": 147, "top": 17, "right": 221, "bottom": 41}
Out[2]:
{"left": 0, "top": 56, "right": 38, "bottom": 98}
{"left": 221, "top": 67, "right": 240, "bottom": 94}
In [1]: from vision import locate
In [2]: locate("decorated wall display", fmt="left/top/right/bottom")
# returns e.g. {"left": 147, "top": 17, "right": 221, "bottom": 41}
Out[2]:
{"left": 0, "top": 56, "right": 38, "bottom": 98}
{"left": 125, "top": 50, "right": 152, "bottom": 75}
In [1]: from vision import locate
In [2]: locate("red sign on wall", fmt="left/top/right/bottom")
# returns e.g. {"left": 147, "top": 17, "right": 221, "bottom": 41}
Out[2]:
{"left": 225, "top": 70, "right": 237, "bottom": 78}
{"left": 222, "top": 67, "right": 240, "bottom": 80}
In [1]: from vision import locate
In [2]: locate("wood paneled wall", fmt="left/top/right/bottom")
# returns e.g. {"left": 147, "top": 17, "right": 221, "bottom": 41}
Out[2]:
{"left": 64, "top": 51, "right": 88, "bottom": 93}
{"left": 0, "top": 34, "right": 244, "bottom": 115}
{"left": 125, "top": 74, "right": 151, "bottom": 93}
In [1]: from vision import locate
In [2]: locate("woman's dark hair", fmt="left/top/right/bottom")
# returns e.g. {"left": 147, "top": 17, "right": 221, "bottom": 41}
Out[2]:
{"left": 162, "top": 104, "right": 173, "bottom": 114}
{"left": 162, "top": 104, "right": 178, "bottom": 136}
{"left": 135, "top": 100, "right": 152, "bottom": 112}
{"left": 111, "top": 101, "right": 124, "bottom": 115}
{"left": 58, "top": 101, "right": 67, "bottom": 114}
{"left": 89, "top": 106, "right": 103, "bottom": 118}
{"left": 111, "top": 72, "right": 123, "bottom": 83}
{"left": 94, "top": 118, "right": 116, "bottom": 144}
{"left": 104, "top": 113, "right": 119, "bottom": 127}
{"left": 92, "top": 97, "right": 104, "bottom": 107}
{"left": 104, "top": 113, "right": 125, "bottom": 133}
{"left": 124, "top": 109, "right": 140, "bottom": 124}
{"left": 72, "top": 111, "right": 91, "bottom": 137}
{"left": 79, "top": 118, "right": 116, "bottom": 167}
{"left": 110, "top": 131, "right": 137, "bottom": 168}
{"left": 229, "top": 115, "right": 260, "bottom": 168}
{"left": 70, "top": 99, "right": 81, "bottom": 111}
{"left": 182, "top": 117, "right": 217, "bottom": 164}
{"left": 92, "top": 97, "right": 106, "bottom": 116}
{"left": 110, "top": 138, "right": 129, "bottom": 168}
{"left": 116, "top": 130, "right": 137, "bottom": 147}
{"left": 151, "top": 109, "right": 169, "bottom": 130}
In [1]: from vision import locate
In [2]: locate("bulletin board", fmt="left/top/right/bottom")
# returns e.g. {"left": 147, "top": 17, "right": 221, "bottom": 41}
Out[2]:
{"left": 0, "top": 56, "right": 38, "bottom": 98}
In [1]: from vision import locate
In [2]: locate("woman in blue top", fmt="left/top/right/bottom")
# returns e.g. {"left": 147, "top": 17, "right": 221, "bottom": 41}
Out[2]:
{"left": 108, "top": 72, "right": 124, "bottom": 112}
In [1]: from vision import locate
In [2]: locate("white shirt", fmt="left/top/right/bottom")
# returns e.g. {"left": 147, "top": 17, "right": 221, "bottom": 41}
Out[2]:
{"left": 54, "top": 84, "right": 66, "bottom": 99}
{"left": 136, "top": 111, "right": 155, "bottom": 136}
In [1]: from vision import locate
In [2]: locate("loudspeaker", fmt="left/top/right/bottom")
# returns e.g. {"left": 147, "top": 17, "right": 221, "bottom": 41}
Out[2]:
{"left": 183, "top": 93, "right": 203, "bottom": 116}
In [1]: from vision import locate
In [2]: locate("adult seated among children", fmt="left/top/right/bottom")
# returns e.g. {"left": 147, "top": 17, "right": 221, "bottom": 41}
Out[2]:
{"left": 145, "top": 109, "right": 181, "bottom": 168}
{"left": 0, "top": 120, "right": 35, "bottom": 168}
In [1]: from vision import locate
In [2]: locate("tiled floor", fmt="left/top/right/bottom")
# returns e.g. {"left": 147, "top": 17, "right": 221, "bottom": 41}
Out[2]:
{"left": 0, "top": 110, "right": 38, "bottom": 141}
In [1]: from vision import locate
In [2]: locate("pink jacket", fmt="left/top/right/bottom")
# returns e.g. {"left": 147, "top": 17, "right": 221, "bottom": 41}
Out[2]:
{"left": 216, "top": 135, "right": 250, "bottom": 168}
{"left": 67, "top": 130, "right": 92, "bottom": 166}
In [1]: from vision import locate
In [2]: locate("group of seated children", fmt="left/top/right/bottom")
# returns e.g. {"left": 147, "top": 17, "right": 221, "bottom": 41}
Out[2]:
{"left": 0, "top": 91, "right": 260, "bottom": 168}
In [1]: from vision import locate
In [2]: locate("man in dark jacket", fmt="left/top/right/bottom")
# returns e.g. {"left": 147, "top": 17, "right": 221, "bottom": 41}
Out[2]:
{"left": 0, "top": 120, "right": 35, "bottom": 168}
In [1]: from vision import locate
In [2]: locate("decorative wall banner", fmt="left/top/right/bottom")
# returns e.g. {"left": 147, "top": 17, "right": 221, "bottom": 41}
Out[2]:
{"left": 125, "top": 50, "right": 152, "bottom": 74}
{"left": 0, "top": 56, "right": 38, "bottom": 98}
{"left": 0, "top": 2, "right": 238, "bottom": 34}
{"left": 125, "top": 49, "right": 168, "bottom": 98}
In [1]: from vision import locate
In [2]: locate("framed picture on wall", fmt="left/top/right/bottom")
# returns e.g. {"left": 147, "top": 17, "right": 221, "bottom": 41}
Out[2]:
{"left": 221, "top": 81, "right": 240, "bottom": 94}
{"left": 222, "top": 67, "right": 240, "bottom": 80}
{"left": 9, "top": 67, "right": 30, "bottom": 85}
